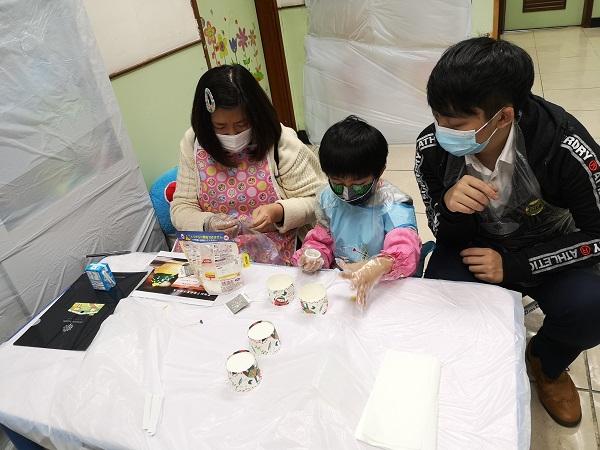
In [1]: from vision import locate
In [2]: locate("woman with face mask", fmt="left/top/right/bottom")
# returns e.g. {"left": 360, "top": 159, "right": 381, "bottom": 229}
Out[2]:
{"left": 170, "top": 65, "right": 326, "bottom": 265}
{"left": 292, "top": 116, "right": 422, "bottom": 309}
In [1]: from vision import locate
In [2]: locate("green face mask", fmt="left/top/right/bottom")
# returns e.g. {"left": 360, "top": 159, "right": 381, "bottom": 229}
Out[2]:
{"left": 329, "top": 178, "right": 377, "bottom": 205}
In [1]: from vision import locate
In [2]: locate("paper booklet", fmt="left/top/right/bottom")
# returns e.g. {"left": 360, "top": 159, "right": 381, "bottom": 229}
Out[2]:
{"left": 131, "top": 251, "right": 219, "bottom": 305}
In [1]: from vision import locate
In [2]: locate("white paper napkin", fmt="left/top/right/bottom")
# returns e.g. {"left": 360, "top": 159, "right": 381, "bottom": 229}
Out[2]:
{"left": 355, "top": 350, "right": 441, "bottom": 450}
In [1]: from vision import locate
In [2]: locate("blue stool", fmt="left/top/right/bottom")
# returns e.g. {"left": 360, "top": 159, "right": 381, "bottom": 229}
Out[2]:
{"left": 0, "top": 425, "right": 44, "bottom": 450}
{"left": 414, "top": 240, "right": 436, "bottom": 278}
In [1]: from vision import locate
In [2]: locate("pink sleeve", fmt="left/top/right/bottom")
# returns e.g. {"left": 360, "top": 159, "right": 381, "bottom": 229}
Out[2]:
{"left": 292, "top": 225, "right": 335, "bottom": 269}
{"left": 378, "top": 228, "right": 422, "bottom": 280}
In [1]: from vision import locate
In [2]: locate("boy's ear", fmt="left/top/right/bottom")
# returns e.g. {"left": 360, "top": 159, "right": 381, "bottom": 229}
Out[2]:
{"left": 497, "top": 106, "right": 514, "bottom": 129}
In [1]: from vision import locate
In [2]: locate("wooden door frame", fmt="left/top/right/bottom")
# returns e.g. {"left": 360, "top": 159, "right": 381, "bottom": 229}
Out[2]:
{"left": 493, "top": 0, "right": 506, "bottom": 39}
{"left": 582, "top": 0, "right": 595, "bottom": 28}
{"left": 254, "top": 0, "right": 297, "bottom": 130}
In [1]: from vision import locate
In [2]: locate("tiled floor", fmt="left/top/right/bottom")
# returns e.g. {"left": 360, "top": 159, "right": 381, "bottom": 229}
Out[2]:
{"left": 384, "top": 26, "right": 600, "bottom": 449}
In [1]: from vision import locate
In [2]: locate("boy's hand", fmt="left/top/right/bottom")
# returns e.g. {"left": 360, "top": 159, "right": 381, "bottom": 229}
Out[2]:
{"left": 444, "top": 175, "right": 499, "bottom": 214}
{"left": 249, "top": 203, "right": 284, "bottom": 232}
{"left": 298, "top": 248, "right": 324, "bottom": 273}
{"left": 460, "top": 247, "right": 504, "bottom": 283}
{"left": 339, "top": 256, "right": 393, "bottom": 310}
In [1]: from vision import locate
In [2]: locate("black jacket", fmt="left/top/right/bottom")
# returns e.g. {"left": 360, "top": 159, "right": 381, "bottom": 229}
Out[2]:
{"left": 414, "top": 94, "right": 600, "bottom": 284}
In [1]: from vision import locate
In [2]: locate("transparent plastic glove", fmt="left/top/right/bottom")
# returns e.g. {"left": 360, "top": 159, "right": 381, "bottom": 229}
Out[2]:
{"left": 297, "top": 248, "right": 324, "bottom": 273}
{"left": 338, "top": 256, "right": 394, "bottom": 310}
{"left": 203, "top": 213, "right": 241, "bottom": 236}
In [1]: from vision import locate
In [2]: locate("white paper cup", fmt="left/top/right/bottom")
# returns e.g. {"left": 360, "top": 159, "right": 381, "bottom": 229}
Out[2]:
{"left": 266, "top": 274, "right": 295, "bottom": 306}
{"left": 226, "top": 350, "right": 262, "bottom": 392}
{"left": 304, "top": 249, "right": 321, "bottom": 260}
{"left": 299, "top": 283, "right": 328, "bottom": 314}
{"left": 248, "top": 320, "right": 281, "bottom": 355}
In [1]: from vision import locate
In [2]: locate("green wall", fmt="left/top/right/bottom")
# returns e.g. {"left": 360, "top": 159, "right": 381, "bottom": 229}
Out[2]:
{"left": 505, "top": 0, "right": 586, "bottom": 30}
{"left": 111, "top": 45, "right": 208, "bottom": 189}
{"left": 594, "top": 0, "right": 600, "bottom": 18}
{"left": 471, "top": 0, "right": 494, "bottom": 37}
{"left": 279, "top": 6, "right": 308, "bottom": 131}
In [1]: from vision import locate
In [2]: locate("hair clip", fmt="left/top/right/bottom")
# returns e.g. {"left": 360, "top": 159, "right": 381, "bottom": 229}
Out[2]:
{"left": 205, "top": 88, "right": 216, "bottom": 113}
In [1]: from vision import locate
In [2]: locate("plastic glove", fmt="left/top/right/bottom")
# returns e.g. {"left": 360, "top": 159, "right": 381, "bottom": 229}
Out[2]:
{"left": 297, "top": 248, "right": 324, "bottom": 273}
{"left": 338, "top": 256, "right": 394, "bottom": 310}
{"left": 203, "top": 214, "right": 240, "bottom": 236}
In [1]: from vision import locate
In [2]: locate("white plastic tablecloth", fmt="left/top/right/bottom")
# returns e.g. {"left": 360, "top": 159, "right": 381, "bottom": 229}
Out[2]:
{"left": 0, "top": 253, "right": 530, "bottom": 449}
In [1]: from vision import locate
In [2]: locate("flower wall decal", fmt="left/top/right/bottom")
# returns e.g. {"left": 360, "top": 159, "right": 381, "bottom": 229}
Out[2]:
{"left": 201, "top": 5, "right": 267, "bottom": 91}
{"left": 236, "top": 27, "right": 249, "bottom": 51}
{"left": 204, "top": 21, "right": 217, "bottom": 45}
{"left": 217, "top": 34, "right": 228, "bottom": 58}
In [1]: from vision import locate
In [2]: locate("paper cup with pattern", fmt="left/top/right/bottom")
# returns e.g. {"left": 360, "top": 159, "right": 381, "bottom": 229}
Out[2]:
{"left": 248, "top": 320, "right": 281, "bottom": 355}
{"left": 226, "top": 350, "right": 262, "bottom": 392}
{"left": 266, "top": 274, "right": 295, "bottom": 306}
{"left": 299, "top": 283, "right": 328, "bottom": 314}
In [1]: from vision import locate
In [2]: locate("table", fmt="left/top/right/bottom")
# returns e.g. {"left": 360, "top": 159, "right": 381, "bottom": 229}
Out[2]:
{"left": 0, "top": 253, "right": 530, "bottom": 449}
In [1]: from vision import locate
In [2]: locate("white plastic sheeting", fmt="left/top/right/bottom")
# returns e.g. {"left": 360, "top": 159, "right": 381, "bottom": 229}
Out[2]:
{"left": 0, "top": 0, "right": 166, "bottom": 343}
{"left": 304, "top": 0, "right": 472, "bottom": 144}
{"left": 0, "top": 255, "right": 530, "bottom": 449}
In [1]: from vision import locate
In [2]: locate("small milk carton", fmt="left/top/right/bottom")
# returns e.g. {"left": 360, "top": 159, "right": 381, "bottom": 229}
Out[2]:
{"left": 85, "top": 262, "right": 116, "bottom": 291}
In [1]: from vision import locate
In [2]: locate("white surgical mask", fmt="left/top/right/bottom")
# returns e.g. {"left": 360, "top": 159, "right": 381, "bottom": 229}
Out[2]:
{"left": 434, "top": 109, "right": 502, "bottom": 157}
{"left": 217, "top": 127, "right": 253, "bottom": 154}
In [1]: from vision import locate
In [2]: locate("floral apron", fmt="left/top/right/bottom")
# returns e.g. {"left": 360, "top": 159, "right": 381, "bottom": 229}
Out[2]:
{"left": 195, "top": 142, "right": 296, "bottom": 265}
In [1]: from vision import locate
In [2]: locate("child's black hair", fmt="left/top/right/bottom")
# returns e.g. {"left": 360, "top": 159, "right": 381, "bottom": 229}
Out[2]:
{"left": 191, "top": 64, "right": 281, "bottom": 167}
{"left": 427, "top": 37, "right": 535, "bottom": 120}
{"left": 319, "top": 115, "right": 388, "bottom": 179}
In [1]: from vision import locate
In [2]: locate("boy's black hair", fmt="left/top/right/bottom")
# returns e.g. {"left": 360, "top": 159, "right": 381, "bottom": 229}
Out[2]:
{"left": 427, "top": 37, "right": 535, "bottom": 120}
{"left": 191, "top": 64, "right": 281, "bottom": 168}
{"left": 319, "top": 115, "right": 387, "bottom": 179}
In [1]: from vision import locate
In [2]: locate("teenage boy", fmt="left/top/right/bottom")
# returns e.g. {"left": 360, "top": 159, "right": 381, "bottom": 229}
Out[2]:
{"left": 414, "top": 36, "right": 600, "bottom": 427}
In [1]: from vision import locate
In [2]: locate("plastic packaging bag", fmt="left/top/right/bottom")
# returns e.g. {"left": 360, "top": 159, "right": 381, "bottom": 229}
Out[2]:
{"left": 176, "top": 231, "right": 244, "bottom": 295}
{"left": 443, "top": 124, "right": 577, "bottom": 252}
{"left": 234, "top": 218, "right": 286, "bottom": 266}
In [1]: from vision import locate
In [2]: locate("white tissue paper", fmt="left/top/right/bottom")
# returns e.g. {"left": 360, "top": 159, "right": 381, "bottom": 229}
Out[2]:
{"left": 356, "top": 349, "right": 441, "bottom": 450}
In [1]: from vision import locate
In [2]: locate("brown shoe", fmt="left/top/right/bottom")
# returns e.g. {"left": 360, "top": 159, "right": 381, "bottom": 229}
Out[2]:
{"left": 526, "top": 339, "right": 582, "bottom": 427}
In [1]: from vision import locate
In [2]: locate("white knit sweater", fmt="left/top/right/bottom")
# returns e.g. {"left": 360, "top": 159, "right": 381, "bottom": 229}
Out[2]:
{"left": 170, "top": 125, "right": 326, "bottom": 239}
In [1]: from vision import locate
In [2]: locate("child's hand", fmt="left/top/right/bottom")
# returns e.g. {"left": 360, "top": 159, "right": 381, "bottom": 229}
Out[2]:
{"left": 339, "top": 256, "right": 393, "bottom": 310}
{"left": 298, "top": 248, "right": 324, "bottom": 273}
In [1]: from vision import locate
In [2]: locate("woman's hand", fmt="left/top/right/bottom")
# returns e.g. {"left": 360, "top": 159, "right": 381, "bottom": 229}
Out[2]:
{"left": 204, "top": 214, "right": 240, "bottom": 236}
{"left": 249, "top": 203, "right": 284, "bottom": 232}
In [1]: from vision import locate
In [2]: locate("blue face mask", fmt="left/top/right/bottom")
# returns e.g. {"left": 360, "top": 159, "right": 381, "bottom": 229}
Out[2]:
{"left": 434, "top": 109, "right": 502, "bottom": 157}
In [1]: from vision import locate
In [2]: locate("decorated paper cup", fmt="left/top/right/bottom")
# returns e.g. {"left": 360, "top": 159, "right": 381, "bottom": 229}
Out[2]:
{"left": 248, "top": 320, "right": 281, "bottom": 355}
{"left": 299, "top": 283, "right": 328, "bottom": 314}
{"left": 226, "top": 350, "right": 262, "bottom": 392}
{"left": 266, "top": 274, "right": 295, "bottom": 306}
